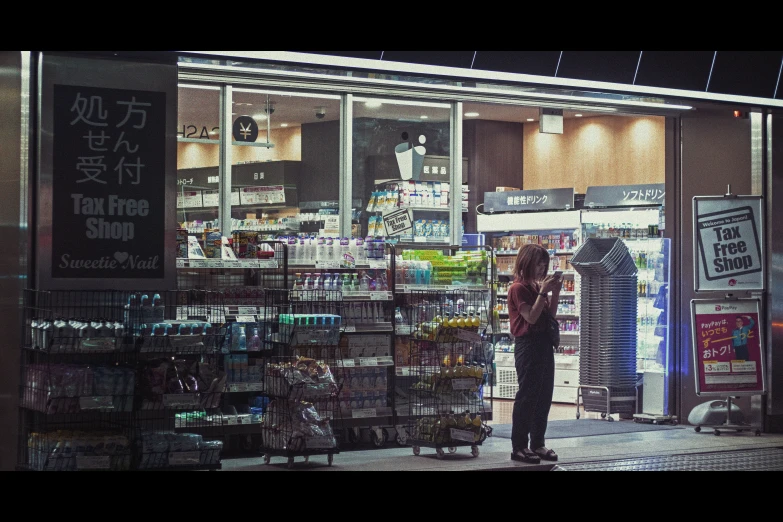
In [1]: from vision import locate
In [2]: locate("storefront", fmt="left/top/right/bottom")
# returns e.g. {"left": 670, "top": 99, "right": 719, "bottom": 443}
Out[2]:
{"left": 2, "top": 50, "right": 782, "bottom": 470}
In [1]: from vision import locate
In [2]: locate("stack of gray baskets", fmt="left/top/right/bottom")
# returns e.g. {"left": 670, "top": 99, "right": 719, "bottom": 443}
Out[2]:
{"left": 571, "top": 238, "right": 638, "bottom": 416}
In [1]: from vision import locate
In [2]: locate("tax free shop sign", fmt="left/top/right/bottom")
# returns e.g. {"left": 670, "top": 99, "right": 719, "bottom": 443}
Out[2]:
{"left": 694, "top": 196, "right": 764, "bottom": 292}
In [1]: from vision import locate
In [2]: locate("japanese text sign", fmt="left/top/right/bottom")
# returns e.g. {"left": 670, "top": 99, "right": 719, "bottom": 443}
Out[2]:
{"left": 693, "top": 196, "right": 764, "bottom": 292}
{"left": 38, "top": 55, "right": 177, "bottom": 290}
{"left": 690, "top": 299, "right": 765, "bottom": 396}
{"left": 584, "top": 184, "right": 665, "bottom": 208}
{"left": 484, "top": 188, "right": 574, "bottom": 212}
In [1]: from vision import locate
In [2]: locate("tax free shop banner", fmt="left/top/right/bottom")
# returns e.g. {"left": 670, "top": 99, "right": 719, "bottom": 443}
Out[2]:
{"left": 694, "top": 196, "right": 764, "bottom": 292}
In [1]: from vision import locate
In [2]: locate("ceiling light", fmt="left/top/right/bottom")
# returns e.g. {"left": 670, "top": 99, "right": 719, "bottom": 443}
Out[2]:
{"left": 575, "top": 114, "right": 583, "bottom": 117}
{"left": 280, "top": 123, "right": 289, "bottom": 128}
{"left": 233, "top": 87, "right": 341, "bottom": 100}
{"left": 420, "top": 115, "right": 429, "bottom": 119}
{"left": 253, "top": 114, "right": 268, "bottom": 121}
{"left": 465, "top": 112, "right": 480, "bottom": 117}
{"left": 527, "top": 118, "right": 534, "bottom": 122}
{"left": 365, "top": 101, "right": 383, "bottom": 108}
{"left": 354, "top": 97, "right": 450, "bottom": 109}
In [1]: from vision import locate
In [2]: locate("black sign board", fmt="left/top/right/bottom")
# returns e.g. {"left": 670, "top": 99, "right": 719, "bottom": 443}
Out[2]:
{"left": 51, "top": 85, "right": 167, "bottom": 280}
{"left": 484, "top": 188, "right": 574, "bottom": 212}
{"left": 584, "top": 184, "right": 665, "bottom": 208}
{"left": 38, "top": 54, "right": 177, "bottom": 291}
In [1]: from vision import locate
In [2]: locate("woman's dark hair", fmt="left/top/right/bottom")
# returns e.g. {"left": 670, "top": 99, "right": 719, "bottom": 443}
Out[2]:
{"left": 514, "top": 244, "right": 550, "bottom": 284}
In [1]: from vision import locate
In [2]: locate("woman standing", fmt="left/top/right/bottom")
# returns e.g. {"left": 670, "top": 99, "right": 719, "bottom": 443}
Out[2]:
{"left": 507, "top": 244, "right": 562, "bottom": 464}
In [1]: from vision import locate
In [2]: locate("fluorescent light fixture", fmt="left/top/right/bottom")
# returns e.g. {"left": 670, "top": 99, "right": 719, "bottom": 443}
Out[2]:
{"left": 280, "top": 123, "right": 289, "bottom": 128}
{"left": 365, "top": 101, "right": 383, "bottom": 108}
{"left": 179, "top": 83, "right": 221, "bottom": 91}
{"left": 420, "top": 115, "right": 429, "bottom": 119}
{"left": 252, "top": 114, "right": 268, "bottom": 121}
{"left": 233, "top": 87, "right": 341, "bottom": 100}
{"left": 527, "top": 118, "right": 534, "bottom": 122}
{"left": 575, "top": 113, "right": 583, "bottom": 117}
{"left": 354, "top": 97, "right": 450, "bottom": 109}
{"left": 465, "top": 112, "right": 480, "bottom": 117}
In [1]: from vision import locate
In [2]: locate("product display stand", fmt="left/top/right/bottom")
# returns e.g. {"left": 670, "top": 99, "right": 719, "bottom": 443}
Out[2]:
{"left": 258, "top": 288, "right": 344, "bottom": 468}
{"left": 403, "top": 289, "right": 491, "bottom": 459}
{"left": 20, "top": 289, "right": 227, "bottom": 471}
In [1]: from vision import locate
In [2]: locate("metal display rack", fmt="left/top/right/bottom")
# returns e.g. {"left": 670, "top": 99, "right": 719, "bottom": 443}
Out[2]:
{"left": 176, "top": 239, "right": 287, "bottom": 455}
{"left": 391, "top": 243, "right": 496, "bottom": 444}
{"left": 401, "top": 288, "right": 492, "bottom": 459}
{"left": 257, "top": 288, "right": 344, "bottom": 468}
{"left": 19, "top": 289, "right": 227, "bottom": 471}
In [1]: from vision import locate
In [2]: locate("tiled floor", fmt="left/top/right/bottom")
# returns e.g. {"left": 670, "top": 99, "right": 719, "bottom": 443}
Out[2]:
{"left": 219, "top": 399, "right": 783, "bottom": 471}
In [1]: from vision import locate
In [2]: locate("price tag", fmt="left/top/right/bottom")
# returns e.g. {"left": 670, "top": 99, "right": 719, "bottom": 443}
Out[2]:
{"left": 176, "top": 259, "right": 185, "bottom": 268}
{"left": 79, "top": 396, "right": 115, "bottom": 411}
{"left": 344, "top": 325, "right": 357, "bottom": 333}
{"left": 235, "top": 315, "right": 257, "bottom": 323}
{"left": 395, "top": 325, "right": 414, "bottom": 336}
{"left": 352, "top": 408, "right": 377, "bottom": 419}
{"left": 77, "top": 456, "right": 111, "bottom": 470}
{"left": 340, "top": 359, "right": 356, "bottom": 368}
{"left": 258, "top": 259, "right": 279, "bottom": 269}
{"left": 211, "top": 260, "right": 226, "bottom": 268}
{"left": 237, "top": 259, "right": 258, "bottom": 268}
{"left": 163, "top": 393, "right": 200, "bottom": 408}
{"left": 450, "top": 429, "right": 475, "bottom": 443}
{"left": 455, "top": 329, "right": 482, "bottom": 342}
{"left": 190, "top": 259, "right": 208, "bottom": 268}
{"left": 377, "top": 357, "right": 395, "bottom": 366}
{"left": 305, "top": 437, "right": 335, "bottom": 449}
{"left": 168, "top": 451, "right": 201, "bottom": 466}
{"left": 246, "top": 383, "right": 264, "bottom": 392}
{"left": 369, "top": 292, "right": 390, "bottom": 301}
{"left": 420, "top": 407, "right": 436, "bottom": 416}
{"left": 451, "top": 378, "right": 476, "bottom": 391}
{"left": 359, "top": 357, "right": 378, "bottom": 367}
{"left": 368, "top": 260, "right": 387, "bottom": 269}
{"left": 238, "top": 306, "right": 257, "bottom": 315}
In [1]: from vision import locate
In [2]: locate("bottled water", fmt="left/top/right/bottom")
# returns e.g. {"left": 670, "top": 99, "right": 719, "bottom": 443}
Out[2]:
{"left": 356, "top": 237, "right": 366, "bottom": 263}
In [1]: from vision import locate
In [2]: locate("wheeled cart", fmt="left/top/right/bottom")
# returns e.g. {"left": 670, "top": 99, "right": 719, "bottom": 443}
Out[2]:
{"left": 404, "top": 289, "right": 492, "bottom": 461}
{"left": 258, "top": 289, "right": 345, "bottom": 468}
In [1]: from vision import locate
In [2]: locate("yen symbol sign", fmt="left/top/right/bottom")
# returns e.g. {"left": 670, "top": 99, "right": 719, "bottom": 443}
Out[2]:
{"left": 232, "top": 116, "right": 259, "bottom": 143}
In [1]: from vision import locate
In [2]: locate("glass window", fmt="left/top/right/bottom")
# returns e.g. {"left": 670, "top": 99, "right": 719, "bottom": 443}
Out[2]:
{"left": 229, "top": 88, "right": 341, "bottom": 247}
{"left": 352, "top": 97, "right": 453, "bottom": 244}
{"left": 177, "top": 84, "right": 221, "bottom": 238}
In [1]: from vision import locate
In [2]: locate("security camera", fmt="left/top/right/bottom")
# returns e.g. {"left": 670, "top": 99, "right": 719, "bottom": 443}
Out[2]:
{"left": 316, "top": 107, "right": 326, "bottom": 120}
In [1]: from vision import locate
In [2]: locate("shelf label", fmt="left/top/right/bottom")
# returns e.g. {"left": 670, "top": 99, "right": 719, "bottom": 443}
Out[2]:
{"left": 235, "top": 315, "right": 257, "bottom": 323}
{"left": 344, "top": 326, "right": 357, "bottom": 333}
{"left": 305, "top": 437, "right": 335, "bottom": 449}
{"left": 163, "top": 393, "right": 200, "bottom": 408}
{"left": 340, "top": 359, "right": 356, "bottom": 368}
{"left": 79, "top": 396, "right": 115, "bottom": 411}
{"left": 454, "top": 329, "right": 482, "bottom": 342}
{"left": 77, "top": 455, "right": 111, "bottom": 470}
{"left": 368, "top": 260, "right": 387, "bottom": 269}
{"left": 377, "top": 357, "right": 395, "bottom": 366}
{"left": 237, "top": 306, "right": 257, "bottom": 315}
{"left": 352, "top": 408, "right": 377, "bottom": 419}
{"left": 229, "top": 383, "right": 248, "bottom": 392}
{"left": 190, "top": 259, "right": 209, "bottom": 268}
{"left": 449, "top": 429, "right": 475, "bottom": 443}
{"left": 395, "top": 326, "right": 414, "bottom": 336}
{"left": 168, "top": 451, "right": 201, "bottom": 466}
{"left": 258, "top": 259, "right": 279, "bottom": 269}
{"left": 236, "top": 259, "right": 257, "bottom": 268}
{"left": 370, "top": 291, "right": 391, "bottom": 301}
{"left": 176, "top": 259, "right": 185, "bottom": 268}
{"left": 359, "top": 357, "right": 378, "bottom": 367}
{"left": 316, "top": 261, "right": 341, "bottom": 269}
{"left": 451, "top": 379, "right": 476, "bottom": 391}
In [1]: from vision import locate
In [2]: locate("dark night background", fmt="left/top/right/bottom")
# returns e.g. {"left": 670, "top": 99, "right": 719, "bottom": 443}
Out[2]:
{"left": 287, "top": 51, "right": 783, "bottom": 100}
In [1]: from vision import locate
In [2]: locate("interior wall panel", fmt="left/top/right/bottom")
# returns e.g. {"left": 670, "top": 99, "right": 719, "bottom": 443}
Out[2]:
{"left": 522, "top": 115, "right": 665, "bottom": 192}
